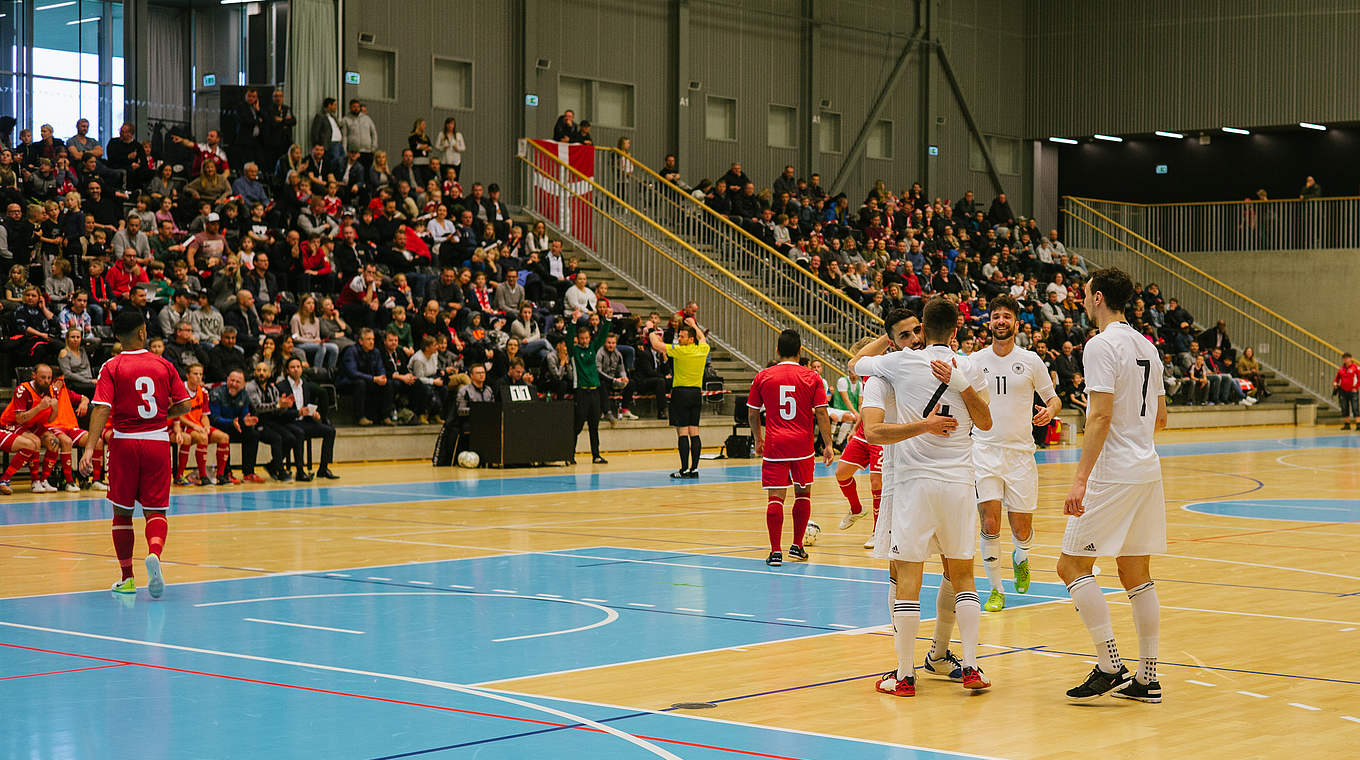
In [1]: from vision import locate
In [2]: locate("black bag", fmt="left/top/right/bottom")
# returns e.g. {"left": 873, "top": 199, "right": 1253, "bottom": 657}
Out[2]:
{"left": 431, "top": 415, "right": 460, "bottom": 466}
{"left": 724, "top": 433, "right": 753, "bottom": 459}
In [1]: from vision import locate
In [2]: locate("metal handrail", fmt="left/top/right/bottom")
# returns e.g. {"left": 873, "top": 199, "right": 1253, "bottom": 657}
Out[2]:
{"left": 592, "top": 146, "right": 884, "bottom": 331}
{"left": 520, "top": 139, "right": 853, "bottom": 366}
{"left": 516, "top": 153, "right": 845, "bottom": 374}
{"left": 1067, "top": 194, "right": 1360, "bottom": 208}
{"left": 1065, "top": 196, "right": 1344, "bottom": 355}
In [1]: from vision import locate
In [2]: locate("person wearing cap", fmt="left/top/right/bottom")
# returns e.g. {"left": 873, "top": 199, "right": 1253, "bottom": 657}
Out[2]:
{"left": 158, "top": 288, "right": 195, "bottom": 337}
{"left": 186, "top": 212, "right": 232, "bottom": 273}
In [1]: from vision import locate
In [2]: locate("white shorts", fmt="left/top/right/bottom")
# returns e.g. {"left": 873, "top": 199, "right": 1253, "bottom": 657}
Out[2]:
{"left": 870, "top": 489, "right": 896, "bottom": 560}
{"left": 974, "top": 443, "right": 1038, "bottom": 514}
{"left": 1061, "top": 479, "right": 1167, "bottom": 557}
{"left": 877, "top": 478, "right": 977, "bottom": 562}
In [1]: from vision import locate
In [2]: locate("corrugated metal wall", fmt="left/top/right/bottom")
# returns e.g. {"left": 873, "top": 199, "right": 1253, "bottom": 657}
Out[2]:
{"left": 1029, "top": 0, "right": 1360, "bottom": 138}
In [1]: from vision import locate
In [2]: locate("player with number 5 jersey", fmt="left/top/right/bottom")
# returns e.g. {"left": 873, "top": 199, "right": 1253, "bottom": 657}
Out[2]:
{"left": 81, "top": 311, "right": 193, "bottom": 598}
{"left": 747, "top": 329, "right": 834, "bottom": 567}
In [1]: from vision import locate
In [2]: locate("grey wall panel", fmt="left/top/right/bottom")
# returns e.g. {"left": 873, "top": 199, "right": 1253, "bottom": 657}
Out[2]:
{"left": 1031, "top": 0, "right": 1360, "bottom": 138}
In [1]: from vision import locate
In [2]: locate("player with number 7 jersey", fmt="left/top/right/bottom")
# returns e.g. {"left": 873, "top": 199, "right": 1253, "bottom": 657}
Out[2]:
{"left": 83, "top": 311, "right": 192, "bottom": 598}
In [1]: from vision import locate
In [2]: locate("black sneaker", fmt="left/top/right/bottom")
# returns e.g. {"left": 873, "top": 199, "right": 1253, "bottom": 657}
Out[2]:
{"left": 1113, "top": 678, "right": 1162, "bottom": 703}
{"left": 669, "top": 471, "right": 687, "bottom": 479}
{"left": 682, "top": 469, "right": 699, "bottom": 479}
{"left": 787, "top": 545, "right": 809, "bottom": 562}
{"left": 766, "top": 551, "right": 783, "bottom": 567}
{"left": 1066, "top": 665, "right": 1132, "bottom": 702}
{"left": 592, "top": 456, "right": 609, "bottom": 464}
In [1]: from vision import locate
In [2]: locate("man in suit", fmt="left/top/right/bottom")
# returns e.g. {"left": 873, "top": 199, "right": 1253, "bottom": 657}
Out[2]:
{"left": 261, "top": 88, "right": 296, "bottom": 171}
{"left": 309, "top": 97, "right": 344, "bottom": 169}
{"left": 277, "top": 355, "right": 338, "bottom": 478}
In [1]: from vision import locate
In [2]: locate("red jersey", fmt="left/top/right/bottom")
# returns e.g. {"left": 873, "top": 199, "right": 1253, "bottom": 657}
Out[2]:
{"left": 1337, "top": 362, "right": 1360, "bottom": 393}
{"left": 92, "top": 349, "right": 190, "bottom": 436}
{"left": 1, "top": 382, "right": 53, "bottom": 432}
{"left": 747, "top": 361, "right": 828, "bottom": 461}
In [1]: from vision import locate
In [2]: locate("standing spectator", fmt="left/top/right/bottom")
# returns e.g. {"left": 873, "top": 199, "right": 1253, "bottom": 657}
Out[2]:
{"left": 342, "top": 99, "right": 379, "bottom": 167}
{"left": 105, "top": 122, "right": 150, "bottom": 190}
{"left": 261, "top": 89, "right": 297, "bottom": 170}
{"left": 1335, "top": 352, "right": 1359, "bottom": 430}
{"left": 566, "top": 323, "right": 610, "bottom": 464}
{"left": 235, "top": 88, "right": 265, "bottom": 170}
{"left": 1300, "top": 175, "right": 1322, "bottom": 199}
{"left": 208, "top": 369, "right": 268, "bottom": 483}
{"left": 434, "top": 118, "right": 466, "bottom": 180}
{"left": 310, "top": 97, "right": 345, "bottom": 168}
{"left": 407, "top": 119, "right": 433, "bottom": 183}
{"left": 553, "top": 110, "right": 578, "bottom": 142}
{"left": 1187, "top": 354, "right": 1211, "bottom": 406}
{"left": 337, "top": 327, "right": 392, "bottom": 426}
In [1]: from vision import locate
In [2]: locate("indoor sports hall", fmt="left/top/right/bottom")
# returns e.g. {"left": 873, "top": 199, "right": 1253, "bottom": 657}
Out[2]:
{"left": 4, "top": 0, "right": 1359, "bottom": 758}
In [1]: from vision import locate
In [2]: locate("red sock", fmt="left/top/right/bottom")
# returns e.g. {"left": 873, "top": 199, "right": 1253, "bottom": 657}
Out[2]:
{"left": 36, "top": 451, "right": 55, "bottom": 480}
{"left": 92, "top": 448, "right": 105, "bottom": 480}
{"left": 792, "top": 494, "right": 812, "bottom": 547}
{"left": 195, "top": 445, "right": 209, "bottom": 479}
{"left": 765, "top": 495, "right": 784, "bottom": 552}
{"left": 61, "top": 452, "right": 74, "bottom": 483}
{"left": 112, "top": 513, "right": 135, "bottom": 580}
{"left": 3, "top": 450, "right": 33, "bottom": 481}
{"left": 838, "top": 476, "right": 862, "bottom": 514}
{"left": 871, "top": 487, "right": 882, "bottom": 528}
{"left": 176, "top": 444, "right": 191, "bottom": 478}
{"left": 144, "top": 511, "right": 167, "bottom": 557}
{"left": 216, "top": 443, "right": 230, "bottom": 477}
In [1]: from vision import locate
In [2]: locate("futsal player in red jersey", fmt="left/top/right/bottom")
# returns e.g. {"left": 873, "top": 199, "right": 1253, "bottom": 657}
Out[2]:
{"left": 80, "top": 311, "right": 192, "bottom": 598}
{"left": 747, "top": 329, "right": 835, "bottom": 567}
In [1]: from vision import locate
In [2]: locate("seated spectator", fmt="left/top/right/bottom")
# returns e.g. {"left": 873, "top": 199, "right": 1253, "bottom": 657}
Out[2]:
{"left": 57, "top": 327, "right": 96, "bottom": 397}
{"left": 245, "top": 360, "right": 303, "bottom": 481}
{"left": 207, "top": 326, "right": 251, "bottom": 382}
{"left": 223, "top": 288, "right": 263, "bottom": 354}
{"left": 165, "top": 320, "right": 209, "bottom": 379}
{"left": 597, "top": 332, "right": 635, "bottom": 421}
{"left": 492, "top": 357, "right": 538, "bottom": 404}
{"left": 208, "top": 369, "right": 268, "bottom": 483}
{"left": 11, "top": 284, "right": 57, "bottom": 364}
{"left": 454, "top": 364, "right": 495, "bottom": 439}
{"left": 277, "top": 355, "right": 338, "bottom": 478}
{"left": 338, "top": 262, "right": 382, "bottom": 330}
{"left": 1188, "top": 354, "right": 1211, "bottom": 405}
{"left": 193, "top": 290, "right": 226, "bottom": 348}
{"left": 1236, "top": 346, "right": 1269, "bottom": 400}
{"left": 337, "top": 327, "right": 392, "bottom": 425}
{"left": 291, "top": 293, "right": 340, "bottom": 371}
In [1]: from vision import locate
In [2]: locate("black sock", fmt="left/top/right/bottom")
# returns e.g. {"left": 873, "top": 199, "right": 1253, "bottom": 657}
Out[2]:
{"left": 678, "top": 439, "right": 689, "bottom": 471}
{"left": 689, "top": 435, "right": 701, "bottom": 470}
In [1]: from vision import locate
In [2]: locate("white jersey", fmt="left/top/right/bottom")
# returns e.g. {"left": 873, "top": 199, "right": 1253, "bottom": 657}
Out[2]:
{"left": 1084, "top": 321, "right": 1164, "bottom": 484}
{"left": 856, "top": 344, "right": 988, "bottom": 486}
{"left": 970, "top": 344, "right": 1057, "bottom": 451}
{"left": 860, "top": 376, "right": 897, "bottom": 489}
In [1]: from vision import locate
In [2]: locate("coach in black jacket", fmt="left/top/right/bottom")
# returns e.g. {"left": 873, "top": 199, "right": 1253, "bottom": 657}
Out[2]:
{"left": 277, "top": 355, "right": 338, "bottom": 478}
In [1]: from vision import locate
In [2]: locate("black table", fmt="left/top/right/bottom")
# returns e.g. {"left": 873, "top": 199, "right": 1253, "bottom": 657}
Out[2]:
{"left": 468, "top": 401, "right": 575, "bottom": 467}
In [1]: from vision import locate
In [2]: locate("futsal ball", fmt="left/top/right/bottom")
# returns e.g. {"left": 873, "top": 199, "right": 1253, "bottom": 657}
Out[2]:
{"left": 803, "top": 521, "right": 821, "bottom": 546}
{"left": 457, "top": 451, "right": 481, "bottom": 469}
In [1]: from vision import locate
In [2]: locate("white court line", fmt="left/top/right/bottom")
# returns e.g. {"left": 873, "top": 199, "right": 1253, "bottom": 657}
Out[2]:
{"left": 407, "top": 580, "right": 432, "bottom": 586}
{"left": 243, "top": 617, "right": 364, "bottom": 635}
{"left": 1341, "top": 627, "right": 1357, "bottom": 632}
{"left": 1289, "top": 703, "right": 1321, "bottom": 711}
{"left": 628, "top": 603, "right": 656, "bottom": 608}
{"left": 725, "top": 612, "right": 754, "bottom": 618}
{"left": 1273, "top": 452, "right": 1360, "bottom": 475}
{"left": 326, "top": 573, "right": 350, "bottom": 578}
{"left": 1187, "top": 679, "right": 1216, "bottom": 687}
{"left": 677, "top": 608, "right": 705, "bottom": 613}
{"left": 365, "top": 577, "right": 392, "bottom": 581}
{"left": 581, "top": 597, "right": 608, "bottom": 603}
{"left": 0, "top": 620, "right": 680, "bottom": 760}
{"left": 1030, "top": 548, "right": 1360, "bottom": 583}
{"left": 195, "top": 591, "right": 618, "bottom": 644}
{"left": 449, "top": 584, "right": 473, "bottom": 590}
{"left": 1032, "top": 652, "right": 1063, "bottom": 658}
{"left": 1107, "top": 599, "right": 1359, "bottom": 626}
{"left": 1342, "top": 716, "right": 1360, "bottom": 724}
{"left": 535, "top": 593, "right": 563, "bottom": 599}
{"left": 492, "top": 589, "right": 518, "bottom": 594}
{"left": 828, "top": 623, "right": 856, "bottom": 629}
{"left": 1237, "top": 690, "right": 1269, "bottom": 699}
{"left": 777, "top": 618, "right": 806, "bottom": 623}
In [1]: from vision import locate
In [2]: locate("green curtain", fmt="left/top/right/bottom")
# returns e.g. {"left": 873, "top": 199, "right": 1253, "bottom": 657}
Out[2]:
{"left": 287, "top": 0, "right": 338, "bottom": 135}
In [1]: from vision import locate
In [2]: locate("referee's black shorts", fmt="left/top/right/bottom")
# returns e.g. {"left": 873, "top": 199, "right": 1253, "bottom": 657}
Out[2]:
{"left": 668, "top": 386, "right": 703, "bottom": 427}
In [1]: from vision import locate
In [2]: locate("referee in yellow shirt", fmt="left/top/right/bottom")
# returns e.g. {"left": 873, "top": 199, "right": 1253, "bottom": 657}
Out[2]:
{"left": 646, "top": 315, "right": 710, "bottom": 478}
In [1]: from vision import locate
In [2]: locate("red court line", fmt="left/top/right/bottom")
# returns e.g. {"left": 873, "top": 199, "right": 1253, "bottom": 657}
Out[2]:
{"left": 1183, "top": 521, "right": 1347, "bottom": 543}
{"left": 0, "top": 643, "right": 807, "bottom": 760}
{"left": 0, "top": 663, "right": 128, "bottom": 681}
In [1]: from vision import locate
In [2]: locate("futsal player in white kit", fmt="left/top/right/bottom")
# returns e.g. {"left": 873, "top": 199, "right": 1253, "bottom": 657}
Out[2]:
{"left": 1056, "top": 267, "right": 1167, "bottom": 703}
{"left": 971, "top": 294, "right": 1062, "bottom": 611}
{"left": 851, "top": 298, "right": 994, "bottom": 695}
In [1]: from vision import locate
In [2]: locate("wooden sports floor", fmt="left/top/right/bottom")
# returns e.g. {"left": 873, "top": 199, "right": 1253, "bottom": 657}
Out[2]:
{"left": 1, "top": 424, "right": 1356, "bottom": 759}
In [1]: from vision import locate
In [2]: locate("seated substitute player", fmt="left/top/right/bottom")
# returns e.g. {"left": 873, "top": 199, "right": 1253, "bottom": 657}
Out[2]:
{"left": 0, "top": 364, "right": 66, "bottom": 492}
{"left": 80, "top": 311, "right": 192, "bottom": 598}
{"left": 746, "top": 329, "right": 835, "bottom": 567}
{"left": 971, "top": 294, "right": 1061, "bottom": 611}
{"left": 0, "top": 401, "right": 44, "bottom": 495}
{"left": 177, "top": 363, "right": 234, "bottom": 485}
{"left": 1057, "top": 267, "right": 1166, "bottom": 704}
{"left": 834, "top": 337, "right": 884, "bottom": 548}
{"left": 45, "top": 372, "right": 93, "bottom": 491}
{"left": 850, "top": 297, "right": 994, "bottom": 695}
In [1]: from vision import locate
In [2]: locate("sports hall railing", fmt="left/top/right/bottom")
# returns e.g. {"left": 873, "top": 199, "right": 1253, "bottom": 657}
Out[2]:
{"left": 1062, "top": 196, "right": 1342, "bottom": 409}
{"left": 516, "top": 139, "right": 853, "bottom": 375}
{"left": 588, "top": 146, "right": 884, "bottom": 347}
{"left": 1068, "top": 195, "right": 1360, "bottom": 253}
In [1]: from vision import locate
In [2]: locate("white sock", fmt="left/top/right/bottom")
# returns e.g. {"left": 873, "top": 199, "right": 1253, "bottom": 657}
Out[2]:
{"left": 954, "top": 590, "right": 981, "bottom": 668}
{"left": 1013, "top": 530, "right": 1032, "bottom": 564}
{"left": 930, "top": 575, "right": 956, "bottom": 659}
{"left": 980, "top": 531, "right": 1003, "bottom": 591}
{"left": 887, "top": 577, "right": 897, "bottom": 629}
{"left": 892, "top": 599, "right": 921, "bottom": 681}
{"left": 1127, "top": 581, "right": 1159, "bottom": 684}
{"left": 1068, "top": 574, "right": 1120, "bottom": 673}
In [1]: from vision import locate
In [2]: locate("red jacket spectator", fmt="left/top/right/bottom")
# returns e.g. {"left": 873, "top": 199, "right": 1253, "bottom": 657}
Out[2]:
{"left": 106, "top": 255, "right": 149, "bottom": 300}
{"left": 1336, "top": 358, "right": 1360, "bottom": 392}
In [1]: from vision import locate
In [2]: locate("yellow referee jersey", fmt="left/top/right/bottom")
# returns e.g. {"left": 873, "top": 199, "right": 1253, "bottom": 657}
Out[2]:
{"left": 666, "top": 343, "right": 711, "bottom": 388}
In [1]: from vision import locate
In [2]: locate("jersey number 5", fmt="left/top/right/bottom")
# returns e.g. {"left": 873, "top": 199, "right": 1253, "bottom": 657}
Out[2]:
{"left": 135, "top": 376, "right": 158, "bottom": 419}
{"left": 778, "top": 385, "right": 797, "bottom": 420}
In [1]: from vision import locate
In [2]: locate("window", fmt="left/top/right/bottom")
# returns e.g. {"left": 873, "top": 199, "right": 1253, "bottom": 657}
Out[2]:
{"left": 595, "top": 80, "right": 634, "bottom": 128}
{"left": 767, "top": 104, "right": 796, "bottom": 148}
{"left": 356, "top": 45, "right": 396, "bottom": 101}
{"left": 866, "top": 120, "right": 893, "bottom": 159}
{"left": 818, "top": 111, "right": 842, "bottom": 153}
{"left": 432, "top": 57, "right": 472, "bottom": 110}
{"left": 706, "top": 96, "right": 736, "bottom": 141}
{"left": 24, "top": 0, "right": 126, "bottom": 141}
{"left": 969, "top": 134, "right": 1022, "bottom": 176}
{"left": 559, "top": 75, "right": 589, "bottom": 119}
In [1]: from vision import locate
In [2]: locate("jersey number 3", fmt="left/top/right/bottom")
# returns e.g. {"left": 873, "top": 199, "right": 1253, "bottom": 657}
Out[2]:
{"left": 778, "top": 385, "right": 797, "bottom": 420}
{"left": 135, "top": 376, "right": 158, "bottom": 419}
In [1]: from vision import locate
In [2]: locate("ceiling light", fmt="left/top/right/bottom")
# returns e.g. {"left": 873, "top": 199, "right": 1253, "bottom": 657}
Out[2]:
{"left": 35, "top": 1, "right": 76, "bottom": 10}
{"left": 1299, "top": 122, "right": 1326, "bottom": 131}
{"left": 1222, "top": 127, "right": 1250, "bottom": 135}
{"left": 1154, "top": 131, "right": 1184, "bottom": 139}
{"left": 1048, "top": 137, "right": 1078, "bottom": 145}
{"left": 65, "top": 17, "right": 100, "bottom": 25}
{"left": 1092, "top": 134, "right": 1123, "bottom": 142}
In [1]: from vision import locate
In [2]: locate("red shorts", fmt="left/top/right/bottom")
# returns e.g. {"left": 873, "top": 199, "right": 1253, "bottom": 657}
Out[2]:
{"left": 108, "top": 436, "right": 173, "bottom": 511}
{"left": 839, "top": 436, "right": 882, "bottom": 473}
{"left": 48, "top": 427, "right": 88, "bottom": 445}
{"left": 762, "top": 456, "right": 815, "bottom": 490}
{"left": 0, "top": 426, "right": 27, "bottom": 452}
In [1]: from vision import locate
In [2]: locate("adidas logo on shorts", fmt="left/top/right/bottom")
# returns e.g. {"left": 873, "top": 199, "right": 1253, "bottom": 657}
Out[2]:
{"left": 1083, "top": 543, "right": 1096, "bottom": 552}
{"left": 891, "top": 545, "right": 899, "bottom": 553}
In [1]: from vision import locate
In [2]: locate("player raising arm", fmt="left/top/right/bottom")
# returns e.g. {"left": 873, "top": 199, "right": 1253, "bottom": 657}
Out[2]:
{"left": 80, "top": 311, "right": 193, "bottom": 598}
{"left": 1056, "top": 267, "right": 1168, "bottom": 704}
{"left": 748, "top": 329, "right": 834, "bottom": 567}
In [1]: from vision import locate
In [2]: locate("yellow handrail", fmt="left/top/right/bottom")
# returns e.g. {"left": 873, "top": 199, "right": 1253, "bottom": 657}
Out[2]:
{"left": 1064, "top": 196, "right": 1343, "bottom": 356}
{"left": 1066, "top": 194, "right": 1360, "bottom": 209}
{"left": 597, "top": 146, "right": 884, "bottom": 325}
{"left": 518, "top": 154, "right": 845, "bottom": 374}
{"left": 1061, "top": 207, "right": 1339, "bottom": 366}
{"left": 522, "top": 140, "right": 853, "bottom": 360}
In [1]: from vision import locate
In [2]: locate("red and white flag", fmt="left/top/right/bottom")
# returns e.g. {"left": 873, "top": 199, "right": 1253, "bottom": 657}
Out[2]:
{"left": 530, "top": 139, "right": 594, "bottom": 247}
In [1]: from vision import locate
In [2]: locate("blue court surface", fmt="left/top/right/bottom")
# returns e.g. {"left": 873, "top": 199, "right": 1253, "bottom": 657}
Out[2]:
{"left": 1184, "top": 498, "right": 1360, "bottom": 523}
{"left": 0, "top": 547, "right": 1070, "bottom": 759}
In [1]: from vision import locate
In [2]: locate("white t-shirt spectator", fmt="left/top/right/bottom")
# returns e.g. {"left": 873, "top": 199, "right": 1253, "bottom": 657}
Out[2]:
{"left": 565, "top": 285, "right": 597, "bottom": 314}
